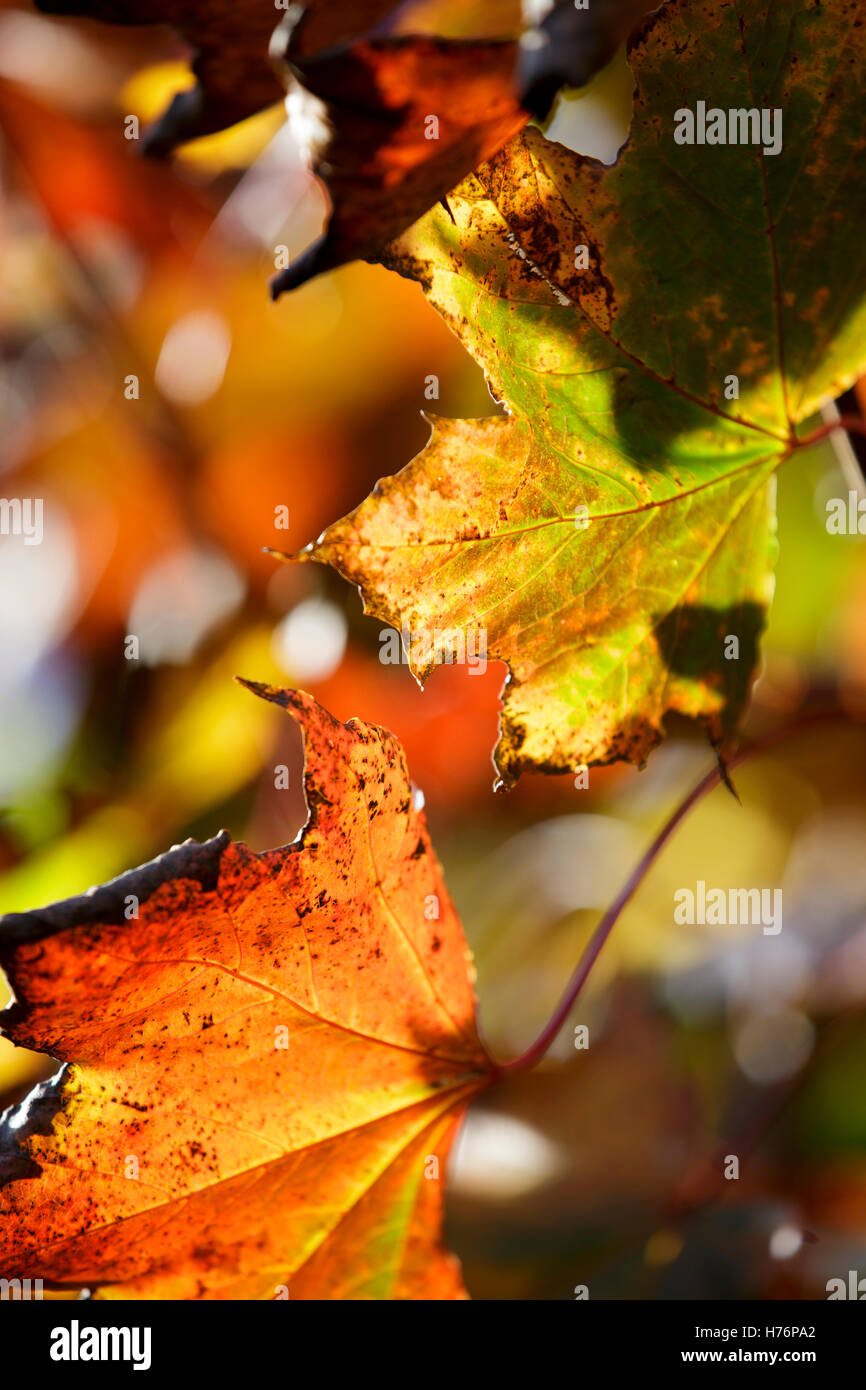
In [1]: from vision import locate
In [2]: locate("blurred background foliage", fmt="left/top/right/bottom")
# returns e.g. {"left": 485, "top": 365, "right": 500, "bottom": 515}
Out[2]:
{"left": 2, "top": 2, "right": 866, "bottom": 1300}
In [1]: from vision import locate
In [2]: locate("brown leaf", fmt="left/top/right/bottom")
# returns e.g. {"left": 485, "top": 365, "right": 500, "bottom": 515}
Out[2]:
{"left": 33, "top": 1, "right": 655, "bottom": 283}
{"left": 271, "top": 32, "right": 526, "bottom": 294}
{"left": 273, "top": 0, "right": 657, "bottom": 292}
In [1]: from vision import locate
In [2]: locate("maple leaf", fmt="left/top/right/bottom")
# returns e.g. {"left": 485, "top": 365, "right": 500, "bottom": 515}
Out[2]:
{"left": 272, "top": 0, "right": 655, "bottom": 292}
{"left": 301, "top": 0, "right": 866, "bottom": 784}
{"left": 33, "top": 0, "right": 652, "bottom": 281}
{"left": 0, "top": 686, "right": 491, "bottom": 1300}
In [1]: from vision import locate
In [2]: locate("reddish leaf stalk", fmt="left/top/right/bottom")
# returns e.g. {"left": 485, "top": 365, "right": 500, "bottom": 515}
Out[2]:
{"left": 497, "top": 708, "right": 859, "bottom": 1073}
{"left": 794, "top": 414, "right": 866, "bottom": 449}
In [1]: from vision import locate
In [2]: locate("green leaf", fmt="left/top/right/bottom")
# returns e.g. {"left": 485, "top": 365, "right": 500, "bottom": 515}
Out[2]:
{"left": 304, "top": 0, "right": 866, "bottom": 783}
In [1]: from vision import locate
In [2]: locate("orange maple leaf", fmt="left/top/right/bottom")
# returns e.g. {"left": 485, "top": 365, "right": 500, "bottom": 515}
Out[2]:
{"left": 0, "top": 685, "right": 493, "bottom": 1299}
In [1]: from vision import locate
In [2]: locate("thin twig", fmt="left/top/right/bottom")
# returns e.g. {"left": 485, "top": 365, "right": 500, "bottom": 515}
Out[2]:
{"left": 496, "top": 707, "right": 859, "bottom": 1073}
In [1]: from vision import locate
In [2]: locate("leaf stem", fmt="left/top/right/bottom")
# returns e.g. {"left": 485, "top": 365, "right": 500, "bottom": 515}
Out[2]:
{"left": 496, "top": 707, "right": 858, "bottom": 1073}
{"left": 794, "top": 414, "right": 866, "bottom": 450}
